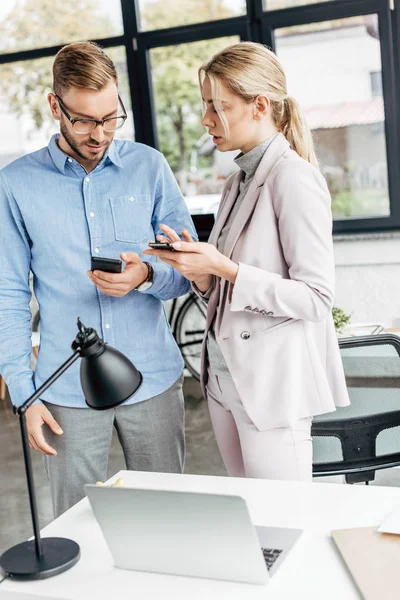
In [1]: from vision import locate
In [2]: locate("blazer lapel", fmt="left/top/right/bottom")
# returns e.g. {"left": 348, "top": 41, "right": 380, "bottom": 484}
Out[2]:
{"left": 222, "top": 179, "right": 261, "bottom": 259}
{"left": 205, "top": 172, "right": 242, "bottom": 334}
{"left": 208, "top": 171, "right": 242, "bottom": 247}
{"left": 216, "top": 134, "right": 291, "bottom": 323}
{"left": 223, "top": 133, "right": 291, "bottom": 259}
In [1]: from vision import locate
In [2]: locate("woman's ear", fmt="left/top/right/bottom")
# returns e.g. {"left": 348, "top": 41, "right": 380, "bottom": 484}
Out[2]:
{"left": 253, "top": 95, "right": 270, "bottom": 120}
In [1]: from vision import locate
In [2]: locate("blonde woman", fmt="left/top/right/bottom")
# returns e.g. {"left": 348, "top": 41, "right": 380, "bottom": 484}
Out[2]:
{"left": 145, "top": 42, "right": 349, "bottom": 481}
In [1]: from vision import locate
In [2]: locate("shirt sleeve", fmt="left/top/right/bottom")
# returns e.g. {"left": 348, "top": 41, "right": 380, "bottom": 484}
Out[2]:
{"left": 0, "top": 172, "right": 36, "bottom": 407}
{"left": 141, "top": 155, "right": 198, "bottom": 301}
{"left": 229, "top": 162, "right": 335, "bottom": 322}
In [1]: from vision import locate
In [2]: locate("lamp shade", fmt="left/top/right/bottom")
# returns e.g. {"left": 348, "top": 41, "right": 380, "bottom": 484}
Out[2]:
{"left": 81, "top": 344, "right": 142, "bottom": 410}
{"left": 72, "top": 320, "right": 142, "bottom": 410}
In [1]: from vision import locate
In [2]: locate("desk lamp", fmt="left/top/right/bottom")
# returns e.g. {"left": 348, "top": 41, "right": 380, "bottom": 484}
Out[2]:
{"left": 0, "top": 318, "right": 142, "bottom": 580}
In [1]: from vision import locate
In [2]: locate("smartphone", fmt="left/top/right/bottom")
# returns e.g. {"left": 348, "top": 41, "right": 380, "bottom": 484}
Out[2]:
{"left": 148, "top": 241, "right": 176, "bottom": 251}
{"left": 91, "top": 256, "right": 122, "bottom": 273}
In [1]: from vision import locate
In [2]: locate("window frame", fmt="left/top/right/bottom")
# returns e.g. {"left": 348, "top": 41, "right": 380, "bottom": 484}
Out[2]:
{"left": 0, "top": 0, "right": 398, "bottom": 234}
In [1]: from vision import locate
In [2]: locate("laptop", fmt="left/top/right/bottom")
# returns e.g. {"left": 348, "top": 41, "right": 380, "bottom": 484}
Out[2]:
{"left": 85, "top": 484, "right": 302, "bottom": 585}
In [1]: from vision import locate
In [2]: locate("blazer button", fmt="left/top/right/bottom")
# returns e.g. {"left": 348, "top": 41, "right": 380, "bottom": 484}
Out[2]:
{"left": 244, "top": 306, "right": 252, "bottom": 312}
{"left": 260, "top": 310, "right": 267, "bottom": 316}
{"left": 266, "top": 311, "right": 274, "bottom": 316}
{"left": 241, "top": 331, "right": 251, "bottom": 340}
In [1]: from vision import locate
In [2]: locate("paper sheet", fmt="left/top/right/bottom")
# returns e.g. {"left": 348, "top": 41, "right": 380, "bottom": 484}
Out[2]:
{"left": 378, "top": 505, "right": 400, "bottom": 534}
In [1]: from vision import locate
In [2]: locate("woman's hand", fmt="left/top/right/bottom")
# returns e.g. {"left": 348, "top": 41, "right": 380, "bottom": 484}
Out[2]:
{"left": 144, "top": 224, "right": 239, "bottom": 285}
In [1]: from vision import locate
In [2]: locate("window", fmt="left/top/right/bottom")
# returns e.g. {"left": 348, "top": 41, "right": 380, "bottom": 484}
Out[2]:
{"left": 0, "top": 0, "right": 123, "bottom": 54}
{"left": 150, "top": 36, "right": 240, "bottom": 214}
{"left": 138, "top": 0, "right": 246, "bottom": 32}
{"left": 0, "top": 0, "right": 399, "bottom": 232}
{"left": 265, "top": 0, "right": 341, "bottom": 9}
{"left": 274, "top": 15, "right": 390, "bottom": 219}
{"left": 370, "top": 71, "right": 383, "bottom": 98}
{"left": 0, "top": 56, "right": 56, "bottom": 167}
{"left": 104, "top": 47, "right": 135, "bottom": 142}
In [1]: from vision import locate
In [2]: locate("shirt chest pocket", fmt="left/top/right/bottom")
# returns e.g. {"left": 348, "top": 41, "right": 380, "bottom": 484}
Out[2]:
{"left": 109, "top": 194, "right": 152, "bottom": 243}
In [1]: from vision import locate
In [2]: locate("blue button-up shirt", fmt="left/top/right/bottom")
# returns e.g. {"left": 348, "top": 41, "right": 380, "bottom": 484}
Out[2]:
{"left": 0, "top": 135, "right": 196, "bottom": 408}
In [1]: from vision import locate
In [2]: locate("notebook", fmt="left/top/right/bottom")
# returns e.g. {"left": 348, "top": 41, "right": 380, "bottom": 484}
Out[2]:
{"left": 331, "top": 526, "right": 400, "bottom": 600}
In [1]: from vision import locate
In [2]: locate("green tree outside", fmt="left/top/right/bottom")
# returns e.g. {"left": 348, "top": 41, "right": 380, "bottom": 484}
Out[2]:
{"left": 0, "top": 0, "right": 117, "bottom": 131}
{"left": 142, "top": 0, "right": 242, "bottom": 189}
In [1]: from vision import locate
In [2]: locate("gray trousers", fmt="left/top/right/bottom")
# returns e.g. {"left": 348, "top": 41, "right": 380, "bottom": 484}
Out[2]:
{"left": 43, "top": 375, "right": 184, "bottom": 517}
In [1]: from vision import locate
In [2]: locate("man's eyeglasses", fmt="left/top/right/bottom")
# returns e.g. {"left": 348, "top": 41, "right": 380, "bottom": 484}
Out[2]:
{"left": 55, "top": 94, "right": 128, "bottom": 134}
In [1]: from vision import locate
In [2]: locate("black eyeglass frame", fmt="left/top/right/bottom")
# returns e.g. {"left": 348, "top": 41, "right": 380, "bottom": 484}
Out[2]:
{"left": 55, "top": 93, "right": 128, "bottom": 133}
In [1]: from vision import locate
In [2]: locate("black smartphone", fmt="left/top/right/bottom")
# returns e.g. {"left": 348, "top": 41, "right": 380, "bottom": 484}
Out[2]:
{"left": 91, "top": 256, "right": 122, "bottom": 273}
{"left": 148, "top": 242, "right": 176, "bottom": 251}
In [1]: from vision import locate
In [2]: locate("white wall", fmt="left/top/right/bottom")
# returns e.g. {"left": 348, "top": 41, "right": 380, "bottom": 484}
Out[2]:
{"left": 334, "top": 233, "right": 400, "bottom": 327}
{"left": 276, "top": 25, "right": 382, "bottom": 106}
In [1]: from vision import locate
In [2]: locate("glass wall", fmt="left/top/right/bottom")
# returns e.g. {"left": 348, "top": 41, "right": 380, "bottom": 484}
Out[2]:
{"left": 274, "top": 15, "right": 390, "bottom": 219}
{"left": 0, "top": 0, "right": 123, "bottom": 54}
{"left": 104, "top": 47, "right": 135, "bottom": 142}
{"left": 0, "top": 56, "right": 56, "bottom": 167}
{"left": 266, "top": 0, "right": 341, "bottom": 9}
{"left": 150, "top": 36, "right": 240, "bottom": 215}
{"left": 0, "top": 0, "right": 398, "bottom": 232}
{"left": 138, "top": 0, "right": 246, "bottom": 31}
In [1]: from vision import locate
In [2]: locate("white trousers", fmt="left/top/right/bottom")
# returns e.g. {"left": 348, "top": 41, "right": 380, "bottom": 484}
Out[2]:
{"left": 206, "top": 370, "right": 313, "bottom": 481}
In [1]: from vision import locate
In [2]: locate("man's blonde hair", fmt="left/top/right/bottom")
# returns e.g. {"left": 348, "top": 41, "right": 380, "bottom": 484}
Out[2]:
{"left": 53, "top": 41, "right": 118, "bottom": 96}
{"left": 199, "top": 42, "right": 318, "bottom": 167}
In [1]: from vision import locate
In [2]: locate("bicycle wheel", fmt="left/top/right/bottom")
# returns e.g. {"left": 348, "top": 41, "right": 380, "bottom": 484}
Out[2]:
{"left": 174, "top": 293, "right": 207, "bottom": 381}
{"left": 32, "top": 309, "right": 40, "bottom": 332}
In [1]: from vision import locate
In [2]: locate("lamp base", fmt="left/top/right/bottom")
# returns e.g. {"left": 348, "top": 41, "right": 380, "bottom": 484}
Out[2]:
{"left": 0, "top": 537, "right": 80, "bottom": 580}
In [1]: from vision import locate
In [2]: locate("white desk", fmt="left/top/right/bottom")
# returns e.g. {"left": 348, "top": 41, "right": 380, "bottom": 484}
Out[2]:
{"left": 2, "top": 471, "right": 400, "bottom": 599}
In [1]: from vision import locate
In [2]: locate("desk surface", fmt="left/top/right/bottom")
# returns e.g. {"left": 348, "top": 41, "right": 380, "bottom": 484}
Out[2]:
{"left": 2, "top": 471, "right": 400, "bottom": 600}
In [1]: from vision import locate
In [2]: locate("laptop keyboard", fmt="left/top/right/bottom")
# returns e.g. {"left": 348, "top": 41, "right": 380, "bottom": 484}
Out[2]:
{"left": 261, "top": 547, "right": 283, "bottom": 571}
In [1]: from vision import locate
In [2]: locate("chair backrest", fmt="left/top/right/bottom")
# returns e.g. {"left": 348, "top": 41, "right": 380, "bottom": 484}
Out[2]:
{"left": 312, "top": 334, "right": 400, "bottom": 483}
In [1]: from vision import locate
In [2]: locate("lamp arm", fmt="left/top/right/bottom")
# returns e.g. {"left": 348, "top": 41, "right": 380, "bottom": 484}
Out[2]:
{"left": 16, "top": 350, "right": 81, "bottom": 416}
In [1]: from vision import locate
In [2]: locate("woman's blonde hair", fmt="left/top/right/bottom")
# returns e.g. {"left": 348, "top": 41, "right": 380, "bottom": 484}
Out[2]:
{"left": 199, "top": 41, "right": 318, "bottom": 167}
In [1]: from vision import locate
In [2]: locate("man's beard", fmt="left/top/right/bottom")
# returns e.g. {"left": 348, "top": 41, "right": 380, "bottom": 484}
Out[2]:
{"left": 60, "top": 121, "right": 112, "bottom": 162}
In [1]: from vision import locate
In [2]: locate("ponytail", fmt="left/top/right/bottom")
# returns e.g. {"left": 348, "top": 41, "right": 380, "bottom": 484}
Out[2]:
{"left": 274, "top": 96, "right": 318, "bottom": 168}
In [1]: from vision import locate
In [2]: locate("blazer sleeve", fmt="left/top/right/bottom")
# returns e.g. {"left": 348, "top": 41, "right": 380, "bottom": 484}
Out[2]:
{"left": 229, "top": 161, "right": 335, "bottom": 322}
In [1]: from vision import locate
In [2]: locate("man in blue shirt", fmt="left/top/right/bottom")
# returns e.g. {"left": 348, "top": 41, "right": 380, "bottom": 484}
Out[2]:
{"left": 0, "top": 41, "right": 196, "bottom": 517}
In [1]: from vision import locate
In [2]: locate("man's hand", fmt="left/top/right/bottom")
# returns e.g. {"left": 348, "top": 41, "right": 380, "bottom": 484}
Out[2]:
{"left": 87, "top": 252, "right": 148, "bottom": 297}
{"left": 26, "top": 403, "right": 63, "bottom": 456}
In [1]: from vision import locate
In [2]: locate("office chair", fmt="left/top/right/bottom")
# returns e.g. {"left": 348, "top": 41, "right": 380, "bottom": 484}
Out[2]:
{"left": 312, "top": 334, "right": 400, "bottom": 484}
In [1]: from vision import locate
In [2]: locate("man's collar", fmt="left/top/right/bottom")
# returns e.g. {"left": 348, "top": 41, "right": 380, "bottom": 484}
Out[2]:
{"left": 47, "top": 134, "right": 124, "bottom": 173}
{"left": 48, "top": 134, "right": 68, "bottom": 174}
{"left": 104, "top": 140, "right": 123, "bottom": 168}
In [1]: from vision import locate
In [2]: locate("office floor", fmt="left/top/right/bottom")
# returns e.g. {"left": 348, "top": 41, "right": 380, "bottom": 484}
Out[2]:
{"left": 1, "top": 377, "right": 400, "bottom": 556}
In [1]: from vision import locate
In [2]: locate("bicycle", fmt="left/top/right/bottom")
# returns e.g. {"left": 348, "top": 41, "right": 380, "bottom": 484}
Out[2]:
{"left": 167, "top": 292, "right": 206, "bottom": 381}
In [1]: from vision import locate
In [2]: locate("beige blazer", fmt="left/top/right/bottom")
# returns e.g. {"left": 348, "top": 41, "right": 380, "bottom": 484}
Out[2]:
{"left": 194, "top": 133, "right": 350, "bottom": 430}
